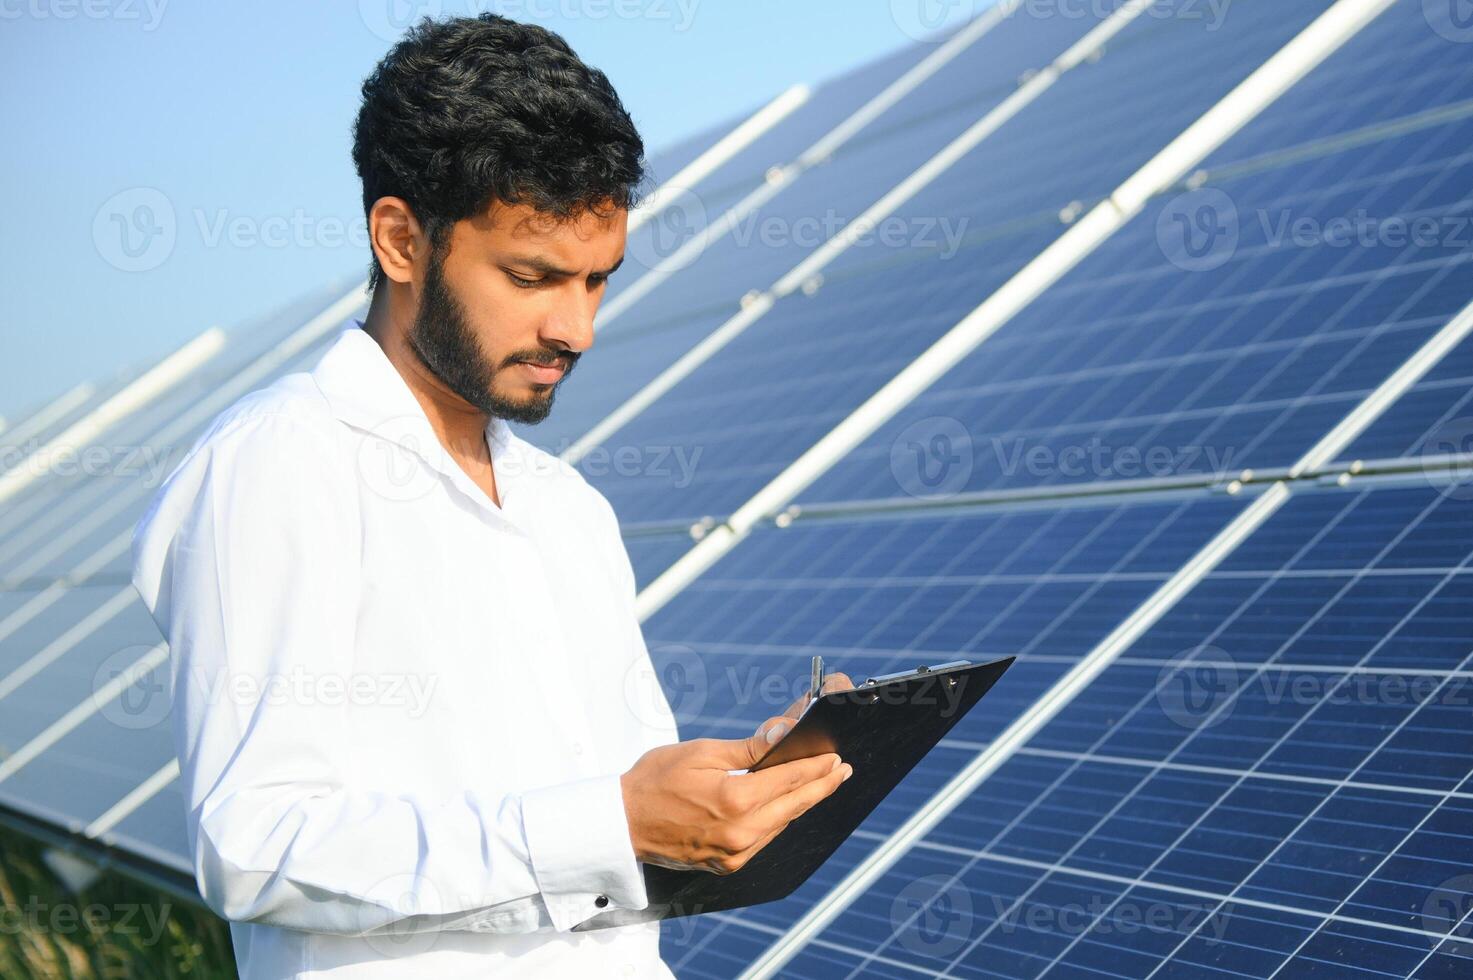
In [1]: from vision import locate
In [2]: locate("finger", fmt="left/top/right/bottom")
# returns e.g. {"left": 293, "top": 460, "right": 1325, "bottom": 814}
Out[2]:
{"left": 753, "top": 715, "right": 793, "bottom": 746}
{"left": 740, "top": 752, "right": 842, "bottom": 805}
{"left": 821, "top": 672, "right": 855, "bottom": 694}
{"left": 757, "top": 760, "right": 853, "bottom": 829}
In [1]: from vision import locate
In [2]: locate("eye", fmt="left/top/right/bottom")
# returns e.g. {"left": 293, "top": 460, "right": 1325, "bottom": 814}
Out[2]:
{"left": 506, "top": 271, "right": 543, "bottom": 289}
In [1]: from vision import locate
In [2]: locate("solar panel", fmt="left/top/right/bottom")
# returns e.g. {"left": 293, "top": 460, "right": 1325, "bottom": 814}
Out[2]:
{"left": 7, "top": 5, "right": 1473, "bottom": 980}
{"left": 791, "top": 482, "right": 1473, "bottom": 978}
{"left": 0, "top": 288, "right": 365, "bottom": 845}
{"left": 597, "top": 34, "right": 944, "bottom": 316}
{"left": 524, "top": 10, "right": 1070, "bottom": 453}
{"left": 1340, "top": 329, "right": 1473, "bottom": 465}
{"left": 576, "top": 0, "right": 1337, "bottom": 525}
{"left": 805, "top": 0, "right": 1473, "bottom": 505}
{"left": 634, "top": 492, "right": 1247, "bottom": 973}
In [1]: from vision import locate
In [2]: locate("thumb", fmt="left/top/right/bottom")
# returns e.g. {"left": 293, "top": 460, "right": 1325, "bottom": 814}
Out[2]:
{"left": 729, "top": 717, "right": 793, "bottom": 769}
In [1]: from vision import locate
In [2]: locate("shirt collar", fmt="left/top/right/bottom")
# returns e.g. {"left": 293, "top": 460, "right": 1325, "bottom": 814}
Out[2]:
{"left": 312, "top": 321, "right": 523, "bottom": 518}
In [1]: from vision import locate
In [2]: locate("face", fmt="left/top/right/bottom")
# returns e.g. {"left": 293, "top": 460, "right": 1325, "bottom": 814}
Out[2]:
{"left": 406, "top": 199, "right": 626, "bottom": 425}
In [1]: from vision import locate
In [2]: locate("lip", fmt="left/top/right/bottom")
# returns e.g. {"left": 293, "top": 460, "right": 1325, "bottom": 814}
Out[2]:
{"left": 518, "top": 360, "right": 566, "bottom": 385}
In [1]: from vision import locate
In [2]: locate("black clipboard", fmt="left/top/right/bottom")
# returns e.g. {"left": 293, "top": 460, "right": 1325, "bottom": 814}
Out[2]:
{"left": 574, "top": 656, "right": 1014, "bottom": 930}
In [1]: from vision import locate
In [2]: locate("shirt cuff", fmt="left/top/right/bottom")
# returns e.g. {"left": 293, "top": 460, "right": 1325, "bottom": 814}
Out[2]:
{"left": 521, "top": 773, "right": 648, "bottom": 931}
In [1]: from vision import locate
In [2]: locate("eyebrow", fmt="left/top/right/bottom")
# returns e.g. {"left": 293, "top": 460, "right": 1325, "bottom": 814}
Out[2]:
{"left": 504, "top": 254, "right": 625, "bottom": 278}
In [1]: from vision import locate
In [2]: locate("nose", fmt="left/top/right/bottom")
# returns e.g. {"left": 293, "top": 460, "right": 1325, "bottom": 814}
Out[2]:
{"left": 541, "top": 287, "right": 597, "bottom": 354}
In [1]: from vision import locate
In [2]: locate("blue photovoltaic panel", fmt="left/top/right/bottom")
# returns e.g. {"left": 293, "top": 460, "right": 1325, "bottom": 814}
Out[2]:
{"left": 0, "top": 282, "right": 360, "bottom": 566}
{"left": 0, "top": 299, "right": 361, "bottom": 843}
{"left": 797, "top": 483, "right": 1473, "bottom": 978}
{"left": 805, "top": 0, "right": 1473, "bottom": 506}
{"left": 0, "top": 304, "right": 359, "bottom": 591}
{"left": 107, "top": 781, "right": 192, "bottom": 873}
{"left": 1339, "top": 330, "right": 1473, "bottom": 464}
{"left": 623, "top": 531, "right": 698, "bottom": 590}
{"left": 603, "top": 5, "right": 1113, "bottom": 331}
{"left": 522, "top": 6, "right": 1111, "bottom": 457}
{"left": 579, "top": 0, "right": 1334, "bottom": 525}
{"left": 599, "top": 37, "right": 942, "bottom": 314}
{"left": 637, "top": 492, "right": 1245, "bottom": 973}
{"left": 0, "top": 659, "right": 174, "bottom": 843}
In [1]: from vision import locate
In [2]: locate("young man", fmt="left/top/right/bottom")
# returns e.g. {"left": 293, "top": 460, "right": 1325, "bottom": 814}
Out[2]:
{"left": 131, "top": 14, "right": 850, "bottom": 979}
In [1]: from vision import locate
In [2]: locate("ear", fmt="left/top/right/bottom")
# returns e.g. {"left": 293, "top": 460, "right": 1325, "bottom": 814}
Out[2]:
{"left": 368, "top": 196, "right": 425, "bottom": 285}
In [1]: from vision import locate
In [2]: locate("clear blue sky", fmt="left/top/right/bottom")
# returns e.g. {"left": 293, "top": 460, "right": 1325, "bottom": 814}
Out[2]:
{"left": 0, "top": 0, "right": 981, "bottom": 424}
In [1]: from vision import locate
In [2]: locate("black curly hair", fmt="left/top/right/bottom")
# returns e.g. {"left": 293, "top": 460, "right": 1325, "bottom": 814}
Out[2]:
{"left": 352, "top": 14, "right": 648, "bottom": 291}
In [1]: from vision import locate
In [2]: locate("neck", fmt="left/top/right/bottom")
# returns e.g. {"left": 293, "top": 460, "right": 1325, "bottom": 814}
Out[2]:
{"left": 362, "top": 284, "right": 492, "bottom": 465}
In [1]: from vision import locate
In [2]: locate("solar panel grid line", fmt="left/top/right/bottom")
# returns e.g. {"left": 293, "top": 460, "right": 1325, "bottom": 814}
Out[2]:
{"left": 732, "top": 36, "right": 1473, "bottom": 980}
{"left": 1292, "top": 273, "right": 1473, "bottom": 476}
{"left": 960, "top": 491, "right": 1457, "bottom": 978}
{"left": 0, "top": 504, "right": 133, "bottom": 589}
{"left": 1134, "top": 531, "right": 1473, "bottom": 973}
{"left": 0, "top": 326, "right": 226, "bottom": 509}
{"left": 767, "top": 0, "right": 1157, "bottom": 301}
{"left": 871, "top": 840, "right": 1454, "bottom": 948}
{"left": 585, "top": 1, "right": 1023, "bottom": 338}
{"left": 1019, "top": 148, "right": 1473, "bottom": 496}
{"left": 0, "top": 285, "right": 368, "bottom": 582}
{"left": 0, "top": 129, "right": 735, "bottom": 568}
{"left": 1013, "top": 746, "right": 1473, "bottom": 804}
{"left": 1201, "top": 95, "right": 1473, "bottom": 189}
{"left": 0, "top": 380, "right": 96, "bottom": 453}
{"left": 0, "top": 585, "right": 134, "bottom": 703}
{"left": 1105, "top": 0, "right": 1397, "bottom": 217}
{"left": 635, "top": 0, "right": 1394, "bottom": 633}
{"left": 0, "top": 130, "right": 748, "bottom": 878}
{"left": 0, "top": 642, "right": 167, "bottom": 785}
{"left": 85, "top": 757, "right": 178, "bottom": 840}
{"left": 745, "top": 287, "right": 1473, "bottom": 975}
{"left": 563, "top": 2, "right": 1154, "bottom": 470}
{"left": 629, "top": 83, "right": 812, "bottom": 236}
{"left": 645, "top": 494, "right": 1248, "bottom": 968}
{"left": 754, "top": 835, "right": 1458, "bottom": 978}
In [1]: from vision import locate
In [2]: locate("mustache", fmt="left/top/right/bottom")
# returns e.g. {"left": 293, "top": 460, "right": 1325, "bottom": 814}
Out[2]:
{"left": 503, "top": 348, "right": 580, "bottom": 374}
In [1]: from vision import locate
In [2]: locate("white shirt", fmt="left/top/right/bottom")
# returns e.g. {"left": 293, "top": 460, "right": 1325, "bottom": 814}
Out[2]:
{"left": 131, "top": 322, "right": 681, "bottom": 979}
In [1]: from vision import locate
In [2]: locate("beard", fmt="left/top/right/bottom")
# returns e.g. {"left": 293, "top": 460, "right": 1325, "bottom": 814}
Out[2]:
{"left": 406, "top": 246, "right": 578, "bottom": 425}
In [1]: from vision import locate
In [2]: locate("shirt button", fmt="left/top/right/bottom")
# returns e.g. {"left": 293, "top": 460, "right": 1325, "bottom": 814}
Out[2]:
{"left": 573, "top": 742, "right": 585, "bottom": 756}
{"left": 621, "top": 965, "right": 636, "bottom": 976}
{"left": 595, "top": 895, "right": 609, "bottom": 908}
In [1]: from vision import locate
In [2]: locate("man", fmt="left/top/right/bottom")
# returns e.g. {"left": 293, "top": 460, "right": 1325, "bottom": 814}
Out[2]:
{"left": 130, "top": 14, "right": 850, "bottom": 979}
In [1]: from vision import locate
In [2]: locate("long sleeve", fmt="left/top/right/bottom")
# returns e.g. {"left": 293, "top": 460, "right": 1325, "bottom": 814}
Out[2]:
{"left": 130, "top": 410, "right": 648, "bottom": 937}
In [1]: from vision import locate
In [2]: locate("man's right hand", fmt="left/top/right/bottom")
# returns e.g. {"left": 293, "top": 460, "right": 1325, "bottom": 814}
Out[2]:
{"left": 619, "top": 722, "right": 853, "bottom": 875}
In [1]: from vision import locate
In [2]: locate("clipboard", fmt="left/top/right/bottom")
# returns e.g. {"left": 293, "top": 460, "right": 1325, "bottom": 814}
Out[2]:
{"left": 574, "top": 656, "right": 1014, "bottom": 930}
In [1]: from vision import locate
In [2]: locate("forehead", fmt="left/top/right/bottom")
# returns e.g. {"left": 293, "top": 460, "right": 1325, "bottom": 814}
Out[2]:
{"left": 461, "top": 199, "right": 627, "bottom": 254}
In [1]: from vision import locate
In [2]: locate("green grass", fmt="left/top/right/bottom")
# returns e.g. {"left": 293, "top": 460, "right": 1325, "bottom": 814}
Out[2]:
{"left": 0, "top": 826, "right": 237, "bottom": 979}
